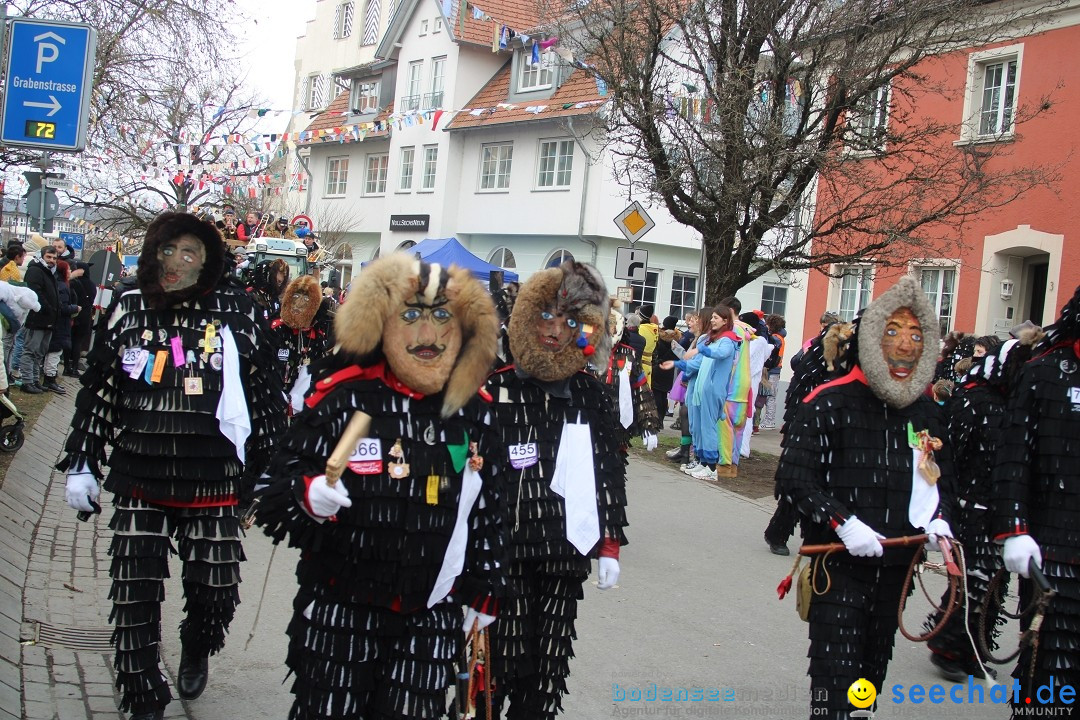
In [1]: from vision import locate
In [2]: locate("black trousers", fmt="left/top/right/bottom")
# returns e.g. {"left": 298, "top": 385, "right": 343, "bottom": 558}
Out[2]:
{"left": 109, "top": 496, "right": 243, "bottom": 714}
{"left": 806, "top": 558, "right": 909, "bottom": 720}
{"left": 483, "top": 556, "right": 589, "bottom": 720}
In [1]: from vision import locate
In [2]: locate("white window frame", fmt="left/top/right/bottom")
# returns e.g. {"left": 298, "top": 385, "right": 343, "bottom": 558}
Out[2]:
{"left": 544, "top": 249, "right": 575, "bottom": 268}
{"left": 398, "top": 146, "right": 415, "bottom": 191}
{"left": 364, "top": 153, "right": 389, "bottom": 195}
{"left": 420, "top": 19, "right": 429, "bottom": 35}
{"left": 916, "top": 263, "right": 958, "bottom": 335}
{"left": 403, "top": 61, "right": 423, "bottom": 112}
{"left": 959, "top": 44, "right": 1023, "bottom": 144}
{"left": 631, "top": 270, "right": 661, "bottom": 316}
{"left": 420, "top": 145, "right": 438, "bottom": 191}
{"left": 669, "top": 273, "right": 698, "bottom": 320}
{"left": 832, "top": 265, "right": 874, "bottom": 322}
{"left": 847, "top": 83, "right": 890, "bottom": 153}
{"left": 334, "top": 2, "right": 355, "bottom": 39}
{"left": 479, "top": 142, "right": 514, "bottom": 191}
{"left": 306, "top": 73, "right": 325, "bottom": 111}
{"left": 349, "top": 78, "right": 380, "bottom": 114}
{"left": 760, "top": 283, "right": 788, "bottom": 317}
{"left": 518, "top": 51, "right": 556, "bottom": 92}
{"left": 535, "top": 138, "right": 574, "bottom": 189}
{"left": 426, "top": 57, "right": 446, "bottom": 110}
{"left": 432, "top": 16, "right": 441, "bottom": 33}
{"left": 488, "top": 247, "right": 517, "bottom": 269}
{"left": 325, "top": 156, "right": 349, "bottom": 197}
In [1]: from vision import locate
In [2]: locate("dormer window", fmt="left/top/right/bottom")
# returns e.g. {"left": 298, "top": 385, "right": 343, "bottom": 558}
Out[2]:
{"left": 350, "top": 78, "right": 380, "bottom": 114}
{"left": 518, "top": 51, "right": 555, "bottom": 92}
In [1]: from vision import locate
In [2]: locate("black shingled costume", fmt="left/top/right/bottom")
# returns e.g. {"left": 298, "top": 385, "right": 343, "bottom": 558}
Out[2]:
{"left": 256, "top": 361, "right": 507, "bottom": 720}
{"left": 778, "top": 322, "right": 957, "bottom": 720}
{"left": 484, "top": 367, "right": 628, "bottom": 719}
{"left": 599, "top": 341, "right": 661, "bottom": 446}
{"left": 924, "top": 352, "right": 1007, "bottom": 675}
{"left": 59, "top": 213, "right": 287, "bottom": 716}
{"left": 993, "top": 286, "right": 1080, "bottom": 715}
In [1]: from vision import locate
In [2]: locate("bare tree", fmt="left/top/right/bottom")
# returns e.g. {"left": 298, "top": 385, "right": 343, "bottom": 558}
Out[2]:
{"left": 552, "top": 0, "right": 1063, "bottom": 301}
{"left": 66, "top": 63, "right": 273, "bottom": 239}
{"left": 3, "top": 0, "right": 238, "bottom": 168}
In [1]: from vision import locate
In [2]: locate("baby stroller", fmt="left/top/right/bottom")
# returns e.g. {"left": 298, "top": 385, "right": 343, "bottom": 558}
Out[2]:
{"left": 0, "top": 392, "right": 25, "bottom": 452}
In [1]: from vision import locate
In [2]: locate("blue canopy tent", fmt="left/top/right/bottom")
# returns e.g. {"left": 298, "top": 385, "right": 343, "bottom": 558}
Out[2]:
{"left": 410, "top": 237, "right": 519, "bottom": 283}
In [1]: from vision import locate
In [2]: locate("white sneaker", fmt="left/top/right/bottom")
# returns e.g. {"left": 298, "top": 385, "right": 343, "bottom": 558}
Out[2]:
{"left": 680, "top": 460, "right": 698, "bottom": 472}
{"left": 690, "top": 465, "right": 717, "bottom": 481}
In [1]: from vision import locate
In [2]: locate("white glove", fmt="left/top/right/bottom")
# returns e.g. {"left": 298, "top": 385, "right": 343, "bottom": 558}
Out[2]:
{"left": 462, "top": 607, "right": 497, "bottom": 634}
{"left": 642, "top": 432, "right": 658, "bottom": 452}
{"left": 836, "top": 517, "right": 885, "bottom": 558}
{"left": 926, "top": 518, "right": 954, "bottom": 549}
{"left": 305, "top": 474, "right": 352, "bottom": 519}
{"left": 1003, "top": 535, "right": 1042, "bottom": 578}
{"left": 65, "top": 470, "right": 99, "bottom": 513}
{"left": 597, "top": 556, "right": 621, "bottom": 590}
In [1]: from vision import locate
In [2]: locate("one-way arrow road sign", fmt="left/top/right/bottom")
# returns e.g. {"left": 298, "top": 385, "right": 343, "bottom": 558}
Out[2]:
{"left": 0, "top": 18, "right": 97, "bottom": 152}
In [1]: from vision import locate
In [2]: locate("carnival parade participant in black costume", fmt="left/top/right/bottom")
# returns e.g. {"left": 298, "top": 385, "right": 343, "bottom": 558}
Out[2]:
{"left": 247, "top": 257, "right": 290, "bottom": 323}
{"left": 924, "top": 328, "right": 1041, "bottom": 682}
{"left": 269, "top": 274, "right": 335, "bottom": 409}
{"left": 484, "top": 261, "right": 627, "bottom": 719}
{"left": 59, "top": 212, "right": 287, "bottom": 720}
{"left": 993, "top": 284, "right": 1080, "bottom": 716}
{"left": 255, "top": 254, "right": 507, "bottom": 720}
{"left": 598, "top": 304, "right": 660, "bottom": 451}
{"left": 776, "top": 275, "right": 956, "bottom": 720}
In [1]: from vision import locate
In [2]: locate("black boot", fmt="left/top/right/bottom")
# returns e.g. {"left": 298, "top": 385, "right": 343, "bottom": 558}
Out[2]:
{"left": 42, "top": 376, "right": 67, "bottom": 394}
{"left": 666, "top": 444, "right": 689, "bottom": 464}
{"left": 176, "top": 647, "right": 209, "bottom": 700}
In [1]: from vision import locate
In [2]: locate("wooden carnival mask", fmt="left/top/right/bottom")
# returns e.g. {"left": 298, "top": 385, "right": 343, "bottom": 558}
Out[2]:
{"left": 157, "top": 234, "right": 206, "bottom": 292}
{"left": 382, "top": 287, "right": 463, "bottom": 395}
{"left": 880, "top": 307, "right": 924, "bottom": 382}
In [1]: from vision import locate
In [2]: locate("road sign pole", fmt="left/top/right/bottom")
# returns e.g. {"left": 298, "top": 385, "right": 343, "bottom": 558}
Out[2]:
{"left": 36, "top": 152, "right": 50, "bottom": 235}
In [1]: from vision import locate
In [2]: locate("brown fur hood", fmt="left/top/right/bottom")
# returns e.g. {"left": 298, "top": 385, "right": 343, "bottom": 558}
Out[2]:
{"left": 334, "top": 253, "right": 498, "bottom": 417}
{"left": 658, "top": 327, "right": 681, "bottom": 343}
{"left": 137, "top": 212, "right": 226, "bottom": 309}
{"left": 509, "top": 262, "right": 611, "bottom": 382}
{"left": 280, "top": 275, "right": 322, "bottom": 329}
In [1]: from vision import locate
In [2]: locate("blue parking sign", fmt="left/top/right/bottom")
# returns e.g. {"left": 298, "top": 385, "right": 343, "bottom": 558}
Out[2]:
{"left": 59, "top": 231, "right": 84, "bottom": 250}
{"left": 0, "top": 18, "right": 97, "bottom": 152}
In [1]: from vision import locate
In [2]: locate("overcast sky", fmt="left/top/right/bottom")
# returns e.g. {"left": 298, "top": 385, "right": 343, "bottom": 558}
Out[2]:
{"left": 233, "top": 0, "right": 318, "bottom": 130}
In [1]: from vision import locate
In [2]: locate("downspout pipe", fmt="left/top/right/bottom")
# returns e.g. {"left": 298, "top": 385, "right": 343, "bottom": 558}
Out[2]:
{"left": 567, "top": 118, "right": 598, "bottom": 265}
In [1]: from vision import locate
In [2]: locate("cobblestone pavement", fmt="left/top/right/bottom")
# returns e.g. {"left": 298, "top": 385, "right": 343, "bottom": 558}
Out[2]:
{"left": 0, "top": 392, "right": 191, "bottom": 720}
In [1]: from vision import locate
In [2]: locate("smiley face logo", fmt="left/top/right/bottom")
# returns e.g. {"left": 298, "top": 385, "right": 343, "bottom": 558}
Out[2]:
{"left": 848, "top": 678, "right": 877, "bottom": 709}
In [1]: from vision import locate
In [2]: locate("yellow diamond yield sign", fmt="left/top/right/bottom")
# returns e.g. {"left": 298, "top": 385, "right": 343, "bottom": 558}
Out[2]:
{"left": 614, "top": 201, "right": 655, "bottom": 243}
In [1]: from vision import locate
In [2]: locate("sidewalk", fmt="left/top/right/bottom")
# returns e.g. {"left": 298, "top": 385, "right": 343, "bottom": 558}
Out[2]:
{"left": 0, "top": 390, "right": 191, "bottom": 720}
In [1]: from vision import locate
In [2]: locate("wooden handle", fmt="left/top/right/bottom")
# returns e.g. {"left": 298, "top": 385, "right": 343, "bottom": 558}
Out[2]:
{"left": 799, "top": 534, "right": 929, "bottom": 556}
{"left": 325, "top": 412, "right": 372, "bottom": 487}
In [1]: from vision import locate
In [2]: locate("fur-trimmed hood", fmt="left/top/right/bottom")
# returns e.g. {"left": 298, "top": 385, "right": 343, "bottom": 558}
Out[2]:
{"left": 137, "top": 212, "right": 226, "bottom": 309}
{"left": 280, "top": 274, "right": 322, "bottom": 329}
{"left": 334, "top": 253, "right": 497, "bottom": 417}
{"left": 857, "top": 274, "right": 940, "bottom": 408}
{"left": 658, "top": 327, "right": 681, "bottom": 343}
{"left": 509, "top": 262, "right": 611, "bottom": 382}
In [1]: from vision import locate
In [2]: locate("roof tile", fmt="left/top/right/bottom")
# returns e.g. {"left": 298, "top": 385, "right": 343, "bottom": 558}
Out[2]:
{"left": 446, "top": 62, "right": 604, "bottom": 129}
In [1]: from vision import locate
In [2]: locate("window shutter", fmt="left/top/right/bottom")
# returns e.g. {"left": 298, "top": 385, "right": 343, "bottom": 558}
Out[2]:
{"left": 318, "top": 74, "right": 329, "bottom": 107}
{"left": 333, "top": 3, "right": 343, "bottom": 38}
{"left": 362, "top": 0, "right": 381, "bottom": 45}
{"left": 300, "top": 77, "right": 311, "bottom": 110}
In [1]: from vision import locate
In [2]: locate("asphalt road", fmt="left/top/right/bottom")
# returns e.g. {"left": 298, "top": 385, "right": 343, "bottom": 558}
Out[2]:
{"left": 159, "top": 455, "right": 1014, "bottom": 720}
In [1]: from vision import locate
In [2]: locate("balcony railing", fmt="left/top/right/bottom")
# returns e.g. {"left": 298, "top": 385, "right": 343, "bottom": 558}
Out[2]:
{"left": 400, "top": 94, "right": 421, "bottom": 112}
{"left": 423, "top": 91, "right": 444, "bottom": 110}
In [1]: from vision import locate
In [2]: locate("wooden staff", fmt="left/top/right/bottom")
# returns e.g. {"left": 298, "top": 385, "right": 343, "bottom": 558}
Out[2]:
{"left": 324, "top": 411, "right": 372, "bottom": 487}
{"left": 799, "top": 534, "right": 929, "bottom": 555}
